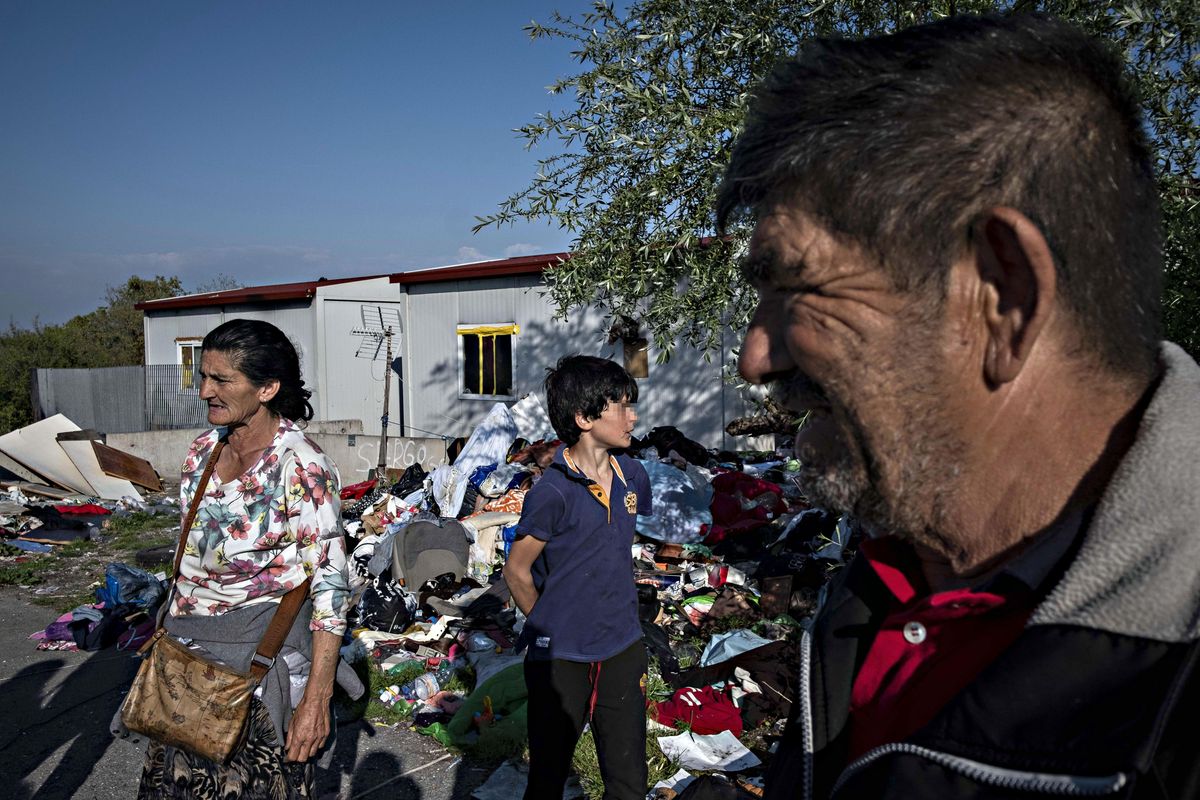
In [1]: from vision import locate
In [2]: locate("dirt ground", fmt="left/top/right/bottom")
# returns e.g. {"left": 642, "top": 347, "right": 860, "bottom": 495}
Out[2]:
{"left": 1, "top": 483, "right": 183, "bottom": 613}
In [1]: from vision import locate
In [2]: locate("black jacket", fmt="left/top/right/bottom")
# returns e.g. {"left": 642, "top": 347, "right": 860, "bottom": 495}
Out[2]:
{"left": 765, "top": 343, "right": 1200, "bottom": 800}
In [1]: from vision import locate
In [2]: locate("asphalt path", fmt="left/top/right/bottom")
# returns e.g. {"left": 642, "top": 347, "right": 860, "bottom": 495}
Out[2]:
{"left": 0, "top": 589, "right": 498, "bottom": 799}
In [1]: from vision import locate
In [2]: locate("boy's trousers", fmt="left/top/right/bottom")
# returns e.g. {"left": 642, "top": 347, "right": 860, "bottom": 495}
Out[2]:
{"left": 523, "top": 640, "right": 648, "bottom": 800}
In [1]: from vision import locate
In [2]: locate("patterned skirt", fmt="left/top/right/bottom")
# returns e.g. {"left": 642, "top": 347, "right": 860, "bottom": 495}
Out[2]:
{"left": 136, "top": 697, "right": 314, "bottom": 800}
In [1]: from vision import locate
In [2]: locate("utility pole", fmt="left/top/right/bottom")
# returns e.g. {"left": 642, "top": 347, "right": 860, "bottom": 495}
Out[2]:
{"left": 377, "top": 328, "right": 393, "bottom": 475}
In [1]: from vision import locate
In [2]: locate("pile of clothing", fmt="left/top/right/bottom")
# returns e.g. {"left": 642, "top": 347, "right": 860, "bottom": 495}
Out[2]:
{"left": 335, "top": 397, "right": 853, "bottom": 788}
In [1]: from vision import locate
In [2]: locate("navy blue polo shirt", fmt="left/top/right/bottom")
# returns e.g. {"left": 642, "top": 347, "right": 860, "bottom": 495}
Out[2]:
{"left": 516, "top": 445, "right": 652, "bottom": 662}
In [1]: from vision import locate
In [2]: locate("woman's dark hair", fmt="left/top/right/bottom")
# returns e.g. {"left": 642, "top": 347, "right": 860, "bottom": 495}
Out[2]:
{"left": 544, "top": 355, "right": 638, "bottom": 446}
{"left": 202, "top": 319, "right": 314, "bottom": 423}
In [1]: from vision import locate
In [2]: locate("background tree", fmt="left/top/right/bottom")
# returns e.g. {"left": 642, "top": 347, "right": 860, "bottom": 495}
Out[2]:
{"left": 0, "top": 273, "right": 243, "bottom": 433}
{"left": 477, "top": 0, "right": 1199, "bottom": 357}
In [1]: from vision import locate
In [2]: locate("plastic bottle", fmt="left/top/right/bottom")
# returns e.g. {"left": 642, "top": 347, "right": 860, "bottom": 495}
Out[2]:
{"left": 379, "top": 685, "right": 402, "bottom": 707}
{"left": 401, "top": 672, "right": 440, "bottom": 702}
{"left": 465, "top": 631, "right": 498, "bottom": 653}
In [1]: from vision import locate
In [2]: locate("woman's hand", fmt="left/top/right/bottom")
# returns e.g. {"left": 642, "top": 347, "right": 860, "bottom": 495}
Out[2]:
{"left": 285, "top": 692, "right": 331, "bottom": 762}
{"left": 285, "top": 629, "right": 341, "bottom": 762}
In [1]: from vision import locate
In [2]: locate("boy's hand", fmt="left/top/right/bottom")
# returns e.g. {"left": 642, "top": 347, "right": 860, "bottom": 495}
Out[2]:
{"left": 503, "top": 535, "right": 547, "bottom": 616}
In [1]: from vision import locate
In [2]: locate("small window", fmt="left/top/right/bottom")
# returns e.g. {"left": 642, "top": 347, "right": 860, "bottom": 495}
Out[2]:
{"left": 458, "top": 324, "right": 518, "bottom": 397}
{"left": 177, "top": 338, "right": 203, "bottom": 390}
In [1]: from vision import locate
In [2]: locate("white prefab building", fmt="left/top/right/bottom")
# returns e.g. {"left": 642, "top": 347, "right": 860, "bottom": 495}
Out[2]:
{"left": 137, "top": 254, "right": 763, "bottom": 451}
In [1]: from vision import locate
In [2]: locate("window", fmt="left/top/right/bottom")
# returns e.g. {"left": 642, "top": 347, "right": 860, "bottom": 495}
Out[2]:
{"left": 458, "top": 324, "right": 518, "bottom": 397}
{"left": 177, "top": 338, "right": 203, "bottom": 390}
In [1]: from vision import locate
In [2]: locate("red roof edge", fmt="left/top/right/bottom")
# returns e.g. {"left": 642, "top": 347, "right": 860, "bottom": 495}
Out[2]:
{"left": 133, "top": 273, "right": 392, "bottom": 311}
{"left": 389, "top": 252, "right": 571, "bottom": 285}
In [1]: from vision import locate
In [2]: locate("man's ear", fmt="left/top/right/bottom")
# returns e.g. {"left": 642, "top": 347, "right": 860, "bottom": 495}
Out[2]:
{"left": 971, "top": 206, "right": 1057, "bottom": 386}
{"left": 574, "top": 410, "right": 594, "bottom": 433}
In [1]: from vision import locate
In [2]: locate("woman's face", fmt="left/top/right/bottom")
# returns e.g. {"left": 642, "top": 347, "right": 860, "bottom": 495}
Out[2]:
{"left": 197, "top": 350, "right": 277, "bottom": 428}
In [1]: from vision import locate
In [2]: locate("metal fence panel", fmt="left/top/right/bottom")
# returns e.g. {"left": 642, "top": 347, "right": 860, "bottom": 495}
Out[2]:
{"left": 34, "top": 365, "right": 205, "bottom": 433}
{"left": 145, "top": 364, "right": 206, "bottom": 431}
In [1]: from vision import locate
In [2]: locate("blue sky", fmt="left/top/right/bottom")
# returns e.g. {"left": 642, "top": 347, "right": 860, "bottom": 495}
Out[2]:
{"left": 0, "top": 1, "right": 585, "bottom": 327}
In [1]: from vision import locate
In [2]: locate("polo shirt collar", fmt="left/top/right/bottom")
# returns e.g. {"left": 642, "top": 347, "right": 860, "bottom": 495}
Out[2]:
{"left": 555, "top": 445, "right": 628, "bottom": 511}
{"left": 861, "top": 507, "right": 1088, "bottom": 604}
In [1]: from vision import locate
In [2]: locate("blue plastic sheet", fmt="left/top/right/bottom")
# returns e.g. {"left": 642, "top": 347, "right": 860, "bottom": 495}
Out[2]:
{"left": 634, "top": 460, "right": 713, "bottom": 544}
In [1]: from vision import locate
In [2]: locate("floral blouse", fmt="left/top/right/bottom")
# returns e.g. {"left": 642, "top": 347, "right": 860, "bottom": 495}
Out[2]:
{"left": 173, "top": 418, "right": 351, "bottom": 635}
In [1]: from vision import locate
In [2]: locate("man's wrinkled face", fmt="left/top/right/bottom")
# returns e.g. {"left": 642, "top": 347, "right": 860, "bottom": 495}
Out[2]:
{"left": 738, "top": 206, "right": 963, "bottom": 542}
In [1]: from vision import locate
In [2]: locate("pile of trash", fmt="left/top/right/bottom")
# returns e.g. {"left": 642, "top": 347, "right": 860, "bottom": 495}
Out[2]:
{"left": 339, "top": 397, "right": 854, "bottom": 798}
{"left": 4, "top": 397, "right": 853, "bottom": 798}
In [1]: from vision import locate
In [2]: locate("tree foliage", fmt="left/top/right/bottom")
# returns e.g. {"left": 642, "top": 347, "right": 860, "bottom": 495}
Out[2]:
{"left": 477, "top": 0, "right": 1199, "bottom": 357}
{"left": 0, "top": 275, "right": 186, "bottom": 432}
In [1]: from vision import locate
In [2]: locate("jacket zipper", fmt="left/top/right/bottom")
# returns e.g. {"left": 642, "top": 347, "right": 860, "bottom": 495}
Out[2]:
{"left": 799, "top": 627, "right": 814, "bottom": 800}
{"left": 830, "top": 743, "right": 1128, "bottom": 797}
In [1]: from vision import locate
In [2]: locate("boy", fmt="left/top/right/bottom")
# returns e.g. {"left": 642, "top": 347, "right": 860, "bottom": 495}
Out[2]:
{"left": 504, "top": 355, "right": 651, "bottom": 800}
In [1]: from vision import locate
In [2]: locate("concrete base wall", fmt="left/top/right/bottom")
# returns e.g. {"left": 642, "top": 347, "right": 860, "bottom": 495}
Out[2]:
{"left": 105, "top": 420, "right": 451, "bottom": 485}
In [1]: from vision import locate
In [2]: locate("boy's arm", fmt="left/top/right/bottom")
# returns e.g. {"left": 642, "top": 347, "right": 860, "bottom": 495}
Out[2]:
{"left": 504, "top": 535, "right": 547, "bottom": 616}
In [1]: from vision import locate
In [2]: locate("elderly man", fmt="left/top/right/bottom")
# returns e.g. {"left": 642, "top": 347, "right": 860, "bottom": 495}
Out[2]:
{"left": 719, "top": 13, "right": 1199, "bottom": 800}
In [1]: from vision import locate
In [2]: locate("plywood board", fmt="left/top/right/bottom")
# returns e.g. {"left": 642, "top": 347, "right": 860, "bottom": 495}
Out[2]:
{"left": 91, "top": 441, "right": 162, "bottom": 491}
{"left": 0, "top": 415, "right": 95, "bottom": 495}
{"left": 0, "top": 450, "right": 42, "bottom": 483}
{"left": 59, "top": 437, "right": 143, "bottom": 501}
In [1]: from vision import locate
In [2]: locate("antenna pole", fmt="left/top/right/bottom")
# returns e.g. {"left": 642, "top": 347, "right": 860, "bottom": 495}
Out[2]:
{"left": 377, "top": 328, "right": 393, "bottom": 475}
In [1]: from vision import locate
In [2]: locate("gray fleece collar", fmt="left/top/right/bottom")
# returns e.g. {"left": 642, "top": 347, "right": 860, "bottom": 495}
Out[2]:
{"left": 1031, "top": 342, "right": 1200, "bottom": 643}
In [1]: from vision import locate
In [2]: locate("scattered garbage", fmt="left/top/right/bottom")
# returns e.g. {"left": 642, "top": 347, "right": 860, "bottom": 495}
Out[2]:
{"left": 0, "top": 414, "right": 155, "bottom": 501}
{"left": 326, "top": 407, "right": 852, "bottom": 795}
{"left": 5, "top": 400, "right": 855, "bottom": 797}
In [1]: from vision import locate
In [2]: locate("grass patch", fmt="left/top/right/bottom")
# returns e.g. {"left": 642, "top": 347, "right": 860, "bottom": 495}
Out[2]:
{"left": 0, "top": 555, "right": 57, "bottom": 587}
{"left": 364, "top": 660, "right": 426, "bottom": 725}
{"left": 103, "top": 512, "right": 176, "bottom": 555}
{"left": 645, "top": 658, "right": 672, "bottom": 703}
{"left": 572, "top": 713, "right": 676, "bottom": 800}
{"left": 32, "top": 584, "right": 100, "bottom": 611}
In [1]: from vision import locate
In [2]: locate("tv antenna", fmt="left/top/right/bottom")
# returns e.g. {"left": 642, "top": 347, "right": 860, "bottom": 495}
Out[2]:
{"left": 351, "top": 305, "right": 402, "bottom": 475}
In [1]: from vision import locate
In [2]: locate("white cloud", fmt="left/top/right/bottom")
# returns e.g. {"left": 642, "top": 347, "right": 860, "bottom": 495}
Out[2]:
{"left": 456, "top": 246, "right": 488, "bottom": 262}
{"left": 503, "top": 242, "right": 543, "bottom": 258}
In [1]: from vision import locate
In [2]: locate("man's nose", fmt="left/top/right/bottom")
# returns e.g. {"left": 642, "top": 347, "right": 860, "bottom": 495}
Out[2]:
{"left": 738, "top": 304, "right": 793, "bottom": 385}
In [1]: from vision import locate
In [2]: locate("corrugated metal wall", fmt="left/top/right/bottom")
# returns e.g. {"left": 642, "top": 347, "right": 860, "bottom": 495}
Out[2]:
{"left": 144, "top": 303, "right": 316, "bottom": 372}
{"left": 138, "top": 278, "right": 767, "bottom": 450}
{"left": 33, "top": 366, "right": 147, "bottom": 433}
{"left": 402, "top": 276, "right": 753, "bottom": 449}
{"left": 33, "top": 365, "right": 209, "bottom": 433}
{"left": 319, "top": 298, "right": 404, "bottom": 440}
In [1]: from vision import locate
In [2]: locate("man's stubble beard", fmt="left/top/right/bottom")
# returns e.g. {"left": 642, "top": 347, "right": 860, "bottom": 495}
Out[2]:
{"left": 787, "top": 369, "right": 963, "bottom": 556}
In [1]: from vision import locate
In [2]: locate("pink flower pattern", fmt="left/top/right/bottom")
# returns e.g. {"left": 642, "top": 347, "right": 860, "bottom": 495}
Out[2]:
{"left": 173, "top": 419, "right": 350, "bottom": 634}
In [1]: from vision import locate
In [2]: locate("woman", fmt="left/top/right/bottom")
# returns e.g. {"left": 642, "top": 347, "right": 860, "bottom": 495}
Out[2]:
{"left": 136, "top": 319, "right": 360, "bottom": 799}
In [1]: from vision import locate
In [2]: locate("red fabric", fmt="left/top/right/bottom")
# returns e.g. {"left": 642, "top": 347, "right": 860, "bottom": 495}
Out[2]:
{"left": 339, "top": 479, "right": 377, "bottom": 501}
{"left": 55, "top": 503, "right": 110, "bottom": 515}
{"left": 708, "top": 473, "right": 785, "bottom": 529}
{"left": 653, "top": 685, "right": 744, "bottom": 736}
{"left": 700, "top": 518, "right": 764, "bottom": 546}
{"left": 846, "top": 538, "right": 1035, "bottom": 761}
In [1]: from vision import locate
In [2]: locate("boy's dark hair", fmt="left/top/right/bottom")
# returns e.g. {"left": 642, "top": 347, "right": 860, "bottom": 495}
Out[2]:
{"left": 717, "top": 12, "right": 1161, "bottom": 381}
{"left": 544, "top": 355, "right": 638, "bottom": 446}
{"left": 202, "top": 318, "right": 314, "bottom": 423}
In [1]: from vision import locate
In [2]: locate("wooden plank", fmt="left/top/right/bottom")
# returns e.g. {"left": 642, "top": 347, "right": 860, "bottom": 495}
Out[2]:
{"left": 59, "top": 438, "right": 143, "bottom": 501}
{"left": 91, "top": 441, "right": 163, "bottom": 492}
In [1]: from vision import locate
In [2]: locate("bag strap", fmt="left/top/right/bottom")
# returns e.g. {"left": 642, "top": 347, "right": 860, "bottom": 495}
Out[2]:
{"left": 173, "top": 439, "right": 226, "bottom": 577}
{"left": 249, "top": 578, "right": 311, "bottom": 681}
{"left": 152, "top": 439, "right": 227, "bottom": 632}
